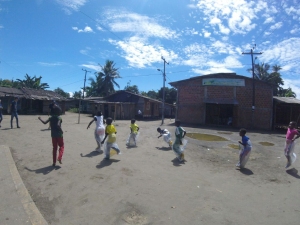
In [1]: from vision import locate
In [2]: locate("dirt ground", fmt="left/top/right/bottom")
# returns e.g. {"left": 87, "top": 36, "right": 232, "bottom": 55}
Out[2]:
{"left": 1, "top": 112, "right": 300, "bottom": 225}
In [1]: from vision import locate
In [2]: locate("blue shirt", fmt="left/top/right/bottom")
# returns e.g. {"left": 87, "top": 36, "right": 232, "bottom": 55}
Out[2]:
{"left": 11, "top": 100, "right": 17, "bottom": 112}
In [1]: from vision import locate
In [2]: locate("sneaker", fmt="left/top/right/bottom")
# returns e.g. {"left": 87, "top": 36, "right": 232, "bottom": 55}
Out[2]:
{"left": 52, "top": 163, "right": 56, "bottom": 167}
{"left": 104, "top": 157, "right": 110, "bottom": 160}
{"left": 17, "top": 126, "right": 21, "bottom": 128}
{"left": 97, "top": 148, "right": 102, "bottom": 152}
{"left": 58, "top": 160, "right": 62, "bottom": 164}
{"left": 236, "top": 162, "right": 240, "bottom": 167}
{"left": 285, "top": 162, "right": 291, "bottom": 168}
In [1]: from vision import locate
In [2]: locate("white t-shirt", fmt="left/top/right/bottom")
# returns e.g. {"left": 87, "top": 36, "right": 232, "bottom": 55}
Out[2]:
{"left": 94, "top": 115, "right": 104, "bottom": 127}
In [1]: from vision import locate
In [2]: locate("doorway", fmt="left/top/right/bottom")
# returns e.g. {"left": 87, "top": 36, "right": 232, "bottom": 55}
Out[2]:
{"left": 205, "top": 103, "right": 234, "bottom": 126}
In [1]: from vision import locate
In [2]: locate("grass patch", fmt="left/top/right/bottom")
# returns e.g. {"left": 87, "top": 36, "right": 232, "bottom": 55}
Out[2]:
{"left": 186, "top": 133, "right": 228, "bottom": 141}
{"left": 259, "top": 142, "right": 274, "bottom": 146}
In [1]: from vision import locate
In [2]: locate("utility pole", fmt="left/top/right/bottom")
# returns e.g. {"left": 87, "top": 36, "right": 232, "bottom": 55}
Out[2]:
{"left": 160, "top": 56, "right": 169, "bottom": 125}
{"left": 242, "top": 45, "right": 262, "bottom": 128}
{"left": 78, "top": 69, "right": 91, "bottom": 124}
{"left": 242, "top": 46, "right": 262, "bottom": 111}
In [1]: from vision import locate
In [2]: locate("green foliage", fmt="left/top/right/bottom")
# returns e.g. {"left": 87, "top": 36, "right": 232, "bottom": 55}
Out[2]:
{"left": 54, "top": 87, "right": 70, "bottom": 98}
{"left": 17, "top": 74, "right": 50, "bottom": 89}
{"left": 145, "top": 90, "right": 158, "bottom": 99}
{"left": 124, "top": 80, "right": 139, "bottom": 94}
{"left": 73, "top": 91, "right": 82, "bottom": 99}
{"left": 158, "top": 87, "right": 177, "bottom": 104}
{"left": 68, "top": 108, "right": 79, "bottom": 113}
{"left": 248, "top": 63, "right": 289, "bottom": 96}
{"left": 278, "top": 87, "right": 296, "bottom": 98}
{"left": 0, "top": 79, "right": 21, "bottom": 88}
{"left": 90, "top": 60, "right": 121, "bottom": 97}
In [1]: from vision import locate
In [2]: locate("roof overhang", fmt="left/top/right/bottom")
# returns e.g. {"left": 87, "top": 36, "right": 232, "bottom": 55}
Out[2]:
{"left": 204, "top": 98, "right": 238, "bottom": 105}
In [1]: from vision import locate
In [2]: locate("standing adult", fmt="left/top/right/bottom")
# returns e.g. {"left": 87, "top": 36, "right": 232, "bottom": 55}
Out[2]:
{"left": 138, "top": 109, "right": 142, "bottom": 120}
{"left": 0, "top": 99, "right": 3, "bottom": 128}
{"left": 10, "top": 97, "right": 20, "bottom": 129}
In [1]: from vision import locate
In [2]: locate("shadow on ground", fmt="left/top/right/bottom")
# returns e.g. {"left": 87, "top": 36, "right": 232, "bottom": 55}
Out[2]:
{"left": 80, "top": 150, "right": 102, "bottom": 157}
{"left": 236, "top": 167, "right": 254, "bottom": 175}
{"left": 96, "top": 159, "right": 120, "bottom": 169}
{"left": 171, "top": 158, "right": 185, "bottom": 167}
{"left": 156, "top": 146, "right": 172, "bottom": 151}
{"left": 286, "top": 168, "right": 300, "bottom": 179}
{"left": 25, "top": 165, "right": 61, "bottom": 175}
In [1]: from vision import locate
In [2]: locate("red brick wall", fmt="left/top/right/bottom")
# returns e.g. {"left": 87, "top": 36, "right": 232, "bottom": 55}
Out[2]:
{"left": 175, "top": 74, "right": 273, "bottom": 129}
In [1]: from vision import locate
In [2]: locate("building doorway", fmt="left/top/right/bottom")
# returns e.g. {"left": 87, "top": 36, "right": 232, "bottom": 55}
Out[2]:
{"left": 205, "top": 103, "right": 234, "bottom": 126}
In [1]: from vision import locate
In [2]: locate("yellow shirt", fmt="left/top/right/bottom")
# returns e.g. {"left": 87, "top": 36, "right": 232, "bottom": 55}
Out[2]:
{"left": 130, "top": 123, "right": 139, "bottom": 134}
{"left": 106, "top": 125, "right": 117, "bottom": 143}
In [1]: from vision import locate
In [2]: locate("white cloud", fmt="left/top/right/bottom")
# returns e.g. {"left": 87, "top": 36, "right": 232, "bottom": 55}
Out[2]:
{"left": 108, "top": 37, "right": 178, "bottom": 68}
{"left": 55, "top": 0, "right": 88, "bottom": 14}
{"left": 78, "top": 26, "right": 93, "bottom": 33}
{"left": 38, "top": 62, "right": 64, "bottom": 66}
{"left": 194, "top": 0, "right": 268, "bottom": 34}
{"left": 80, "top": 63, "right": 100, "bottom": 71}
{"left": 263, "top": 17, "right": 274, "bottom": 24}
{"left": 72, "top": 27, "right": 78, "bottom": 31}
{"left": 102, "top": 9, "right": 178, "bottom": 39}
{"left": 204, "top": 31, "right": 211, "bottom": 38}
{"left": 269, "top": 22, "right": 283, "bottom": 30}
{"left": 283, "top": 79, "right": 300, "bottom": 99}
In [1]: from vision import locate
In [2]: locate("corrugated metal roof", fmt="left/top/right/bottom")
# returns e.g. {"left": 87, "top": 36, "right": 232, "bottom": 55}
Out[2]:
{"left": 273, "top": 96, "right": 300, "bottom": 104}
{"left": 0, "top": 87, "right": 66, "bottom": 100}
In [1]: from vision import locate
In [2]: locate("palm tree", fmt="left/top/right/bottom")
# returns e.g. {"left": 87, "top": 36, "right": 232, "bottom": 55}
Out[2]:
{"left": 17, "top": 74, "right": 49, "bottom": 89}
{"left": 248, "top": 63, "right": 284, "bottom": 96}
{"left": 278, "top": 87, "right": 296, "bottom": 98}
{"left": 94, "top": 60, "right": 121, "bottom": 96}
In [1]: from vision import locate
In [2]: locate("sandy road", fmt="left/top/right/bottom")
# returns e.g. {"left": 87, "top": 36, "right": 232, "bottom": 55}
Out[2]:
{"left": 1, "top": 112, "right": 300, "bottom": 225}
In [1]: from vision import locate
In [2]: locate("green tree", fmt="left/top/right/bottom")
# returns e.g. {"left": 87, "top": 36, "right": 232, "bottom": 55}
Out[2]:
{"left": 0, "top": 79, "right": 21, "bottom": 88}
{"left": 93, "top": 60, "right": 121, "bottom": 96}
{"left": 73, "top": 91, "right": 82, "bottom": 99}
{"left": 146, "top": 90, "right": 158, "bottom": 99}
{"left": 158, "top": 87, "right": 177, "bottom": 104}
{"left": 248, "top": 63, "right": 285, "bottom": 96}
{"left": 17, "top": 74, "right": 49, "bottom": 89}
{"left": 278, "top": 87, "right": 297, "bottom": 98}
{"left": 54, "top": 87, "right": 70, "bottom": 98}
{"left": 124, "top": 80, "right": 139, "bottom": 94}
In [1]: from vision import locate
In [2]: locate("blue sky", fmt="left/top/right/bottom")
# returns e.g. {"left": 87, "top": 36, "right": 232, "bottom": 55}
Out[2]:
{"left": 1, "top": 0, "right": 300, "bottom": 98}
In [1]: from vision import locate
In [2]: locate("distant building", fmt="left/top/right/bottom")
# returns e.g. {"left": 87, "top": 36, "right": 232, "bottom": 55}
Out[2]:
{"left": 170, "top": 73, "right": 274, "bottom": 130}
{"left": 0, "top": 87, "right": 67, "bottom": 114}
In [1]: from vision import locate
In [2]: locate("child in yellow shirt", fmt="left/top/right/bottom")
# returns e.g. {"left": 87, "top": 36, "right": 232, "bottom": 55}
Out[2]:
{"left": 101, "top": 117, "right": 121, "bottom": 159}
{"left": 126, "top": 119, "right": 140, "bottom": 147}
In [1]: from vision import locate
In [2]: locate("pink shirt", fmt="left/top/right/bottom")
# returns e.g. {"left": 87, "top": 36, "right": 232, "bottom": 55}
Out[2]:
{"left": 286, "top": 128, "right": 300, "bottom": 140}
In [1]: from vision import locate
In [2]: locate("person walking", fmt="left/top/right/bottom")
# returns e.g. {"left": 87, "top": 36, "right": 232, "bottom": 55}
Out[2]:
{"left": 87, "top": 111, "right": 105, "bottom": 151}
{"left": 38, "top": 107, "right": 64, "bottom": 166}
{"left": 0, "top": 99, "right": 3, "bottom": 128}
{"left": 10, "top": 97, "right": 20, "bottom": 129}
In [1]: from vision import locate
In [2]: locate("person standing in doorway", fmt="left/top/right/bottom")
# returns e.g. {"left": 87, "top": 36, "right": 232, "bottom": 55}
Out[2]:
{"left": 10, "top": 97, "right": 20, "bottom": 129}
{"left": 0, "top": 99, "right": 3, "bottom": 128}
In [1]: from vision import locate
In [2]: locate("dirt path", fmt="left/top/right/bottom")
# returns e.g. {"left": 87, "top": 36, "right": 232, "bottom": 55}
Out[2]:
{"left": 1, "top": 112, "right": 299, "bottom": 225}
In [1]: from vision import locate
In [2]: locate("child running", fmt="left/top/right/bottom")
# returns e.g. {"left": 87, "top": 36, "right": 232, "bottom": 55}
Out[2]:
{"left": 101, "top": 117, "right": 121, "bottom": 160}
{"left": 236, "top": 128, "right": 252, "bottom": 169}
{"left": 38, "top": 107, "right": 64, "bottom": 166}
{"left": 284, "top": 121, "right": 300, "bottom": 168}
{"left": 87, "top": 111, "right": 105, "bottom": 152}
{"left": 173, "top": 120, "right": 187, "bottom": 162}
{"left": 157, "top": 127, "right": 173, "bottom": 147}
{"left": 126, "top": 118, "right": 139, "bottom": 147}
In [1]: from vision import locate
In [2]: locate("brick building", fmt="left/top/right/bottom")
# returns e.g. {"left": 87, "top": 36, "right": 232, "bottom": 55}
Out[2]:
{"left": 170, "top": 73, "right": 273, "bottom": 130}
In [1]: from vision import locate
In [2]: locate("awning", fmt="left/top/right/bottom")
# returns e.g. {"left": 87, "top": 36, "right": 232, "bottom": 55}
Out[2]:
{"left": 204, "top": 98, "right": 238, "bottom": 105}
